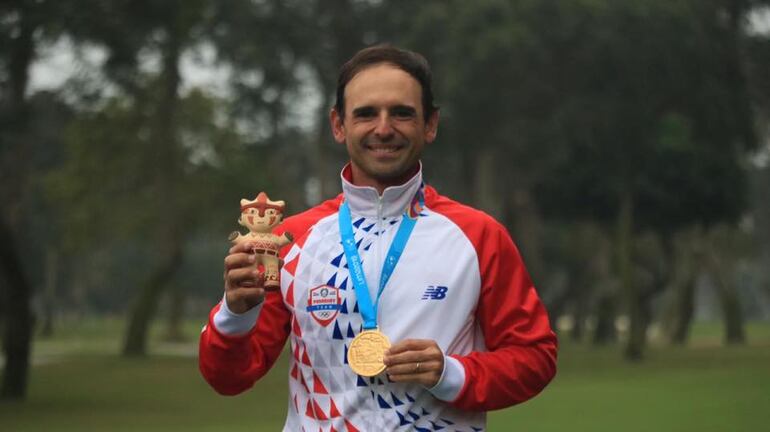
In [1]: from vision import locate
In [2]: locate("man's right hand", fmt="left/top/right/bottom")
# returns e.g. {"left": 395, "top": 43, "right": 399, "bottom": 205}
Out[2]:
{"left": 223, "top": 242, "right": 265, "bottom": 314}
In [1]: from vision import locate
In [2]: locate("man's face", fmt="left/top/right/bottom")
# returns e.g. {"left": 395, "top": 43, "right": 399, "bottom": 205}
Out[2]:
{"left": 330, "top": 64, "right": 439, "bottom": 191}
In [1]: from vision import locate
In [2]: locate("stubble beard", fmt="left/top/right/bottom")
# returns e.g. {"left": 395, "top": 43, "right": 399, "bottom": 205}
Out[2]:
{"left": 355, "top": 136, "right": 420, "bottom": 185}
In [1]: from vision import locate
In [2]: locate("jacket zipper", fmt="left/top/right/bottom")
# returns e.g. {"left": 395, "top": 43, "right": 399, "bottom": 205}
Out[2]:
{"left": 375, "top": 195, "right": 384, "bottom": 317}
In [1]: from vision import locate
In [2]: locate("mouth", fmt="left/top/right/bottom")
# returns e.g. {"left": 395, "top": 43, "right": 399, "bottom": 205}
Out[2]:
{"left": 247, "top": 217, "right": 265, "bottom": 226}
{"left": 363, "top": 139, "right": 407, "bottom": 156}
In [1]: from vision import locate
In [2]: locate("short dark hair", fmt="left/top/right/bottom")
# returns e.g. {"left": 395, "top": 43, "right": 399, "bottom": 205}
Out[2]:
{"left": 334, "top": 44, "right": 438, "bottom": 122}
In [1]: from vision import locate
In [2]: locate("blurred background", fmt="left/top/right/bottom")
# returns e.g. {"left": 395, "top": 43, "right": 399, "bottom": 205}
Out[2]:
{"left": 1, "top": 0, "right": 770, "bottom": 431}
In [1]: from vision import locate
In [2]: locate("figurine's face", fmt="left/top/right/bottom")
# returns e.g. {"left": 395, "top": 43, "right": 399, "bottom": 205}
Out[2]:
{"left": 240, "top": 207, "right": 283, "bottom": 233}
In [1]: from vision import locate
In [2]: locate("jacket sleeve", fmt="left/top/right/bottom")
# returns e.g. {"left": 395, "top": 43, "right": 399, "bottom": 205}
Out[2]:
{"left": 450, "top": 222, "right": 558, "bottom": 411}
{"left": 198, "top": 198, "right": 341, "bottom": 396}
{"left": 198, "top": 289, "right": 291, "bottom": 395}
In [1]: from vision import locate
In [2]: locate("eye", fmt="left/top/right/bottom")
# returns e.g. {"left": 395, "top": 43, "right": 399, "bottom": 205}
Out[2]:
{"left": 267, "top": 209, "right": 275, "bottom": 215}
{"left": 391, "top": 106, "right": 416, "bottom": 120}
{"left": 352, "top": 107, "right": 376, "bottom": 119}
{"left": 250, "top": 209, "right": 256, "bottom": 214}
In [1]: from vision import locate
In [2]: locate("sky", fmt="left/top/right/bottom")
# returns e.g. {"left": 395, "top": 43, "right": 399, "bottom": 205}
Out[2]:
{"left": 30, "top": 38, "right": 231, "bottom": 97}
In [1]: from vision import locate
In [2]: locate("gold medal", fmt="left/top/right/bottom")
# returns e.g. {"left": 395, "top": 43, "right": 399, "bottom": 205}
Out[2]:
{"left": 347, "top": 329, "right": 391, "bottom": 377}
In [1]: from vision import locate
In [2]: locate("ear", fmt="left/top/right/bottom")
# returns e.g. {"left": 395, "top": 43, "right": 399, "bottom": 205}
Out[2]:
{"left": 330, "top": 108, "right": 346, "bottom": 144}
{"left": 240, "top": 198, "right": 249, "bottom": 206}
{"left": 424, "top": 109, "right": 440, "bottom": 144}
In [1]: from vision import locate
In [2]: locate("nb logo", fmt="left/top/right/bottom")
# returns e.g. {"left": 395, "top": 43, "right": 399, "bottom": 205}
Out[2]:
{"left": 421, "top": 285, "right": 448, "bottom": 300}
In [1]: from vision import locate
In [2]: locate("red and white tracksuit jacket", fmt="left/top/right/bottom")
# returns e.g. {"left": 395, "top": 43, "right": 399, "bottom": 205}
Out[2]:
{"left": 199, "top": 165, "right": 557, "bottom": 431}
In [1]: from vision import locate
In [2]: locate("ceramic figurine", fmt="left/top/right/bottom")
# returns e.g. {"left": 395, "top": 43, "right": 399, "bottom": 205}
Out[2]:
{"left": 229, "top": 192, "right": 293, "bottom": 290}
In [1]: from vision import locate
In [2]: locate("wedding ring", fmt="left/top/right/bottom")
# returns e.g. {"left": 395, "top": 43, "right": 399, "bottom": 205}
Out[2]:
{"left": 414, "top": 362, "right": 421, "bottom": 373}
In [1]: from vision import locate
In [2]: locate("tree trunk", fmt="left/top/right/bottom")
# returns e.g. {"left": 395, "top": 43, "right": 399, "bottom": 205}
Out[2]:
{"left": 121, "top": 23, "right": 184, "bottom": 357}
{"left": 618, "top": 190, "right": 643, "bottom": 361}
{"left": 570, "top": 284, "right": 588, "bottom": 342}
{"left": 705, "top": 230, "right": 746, "bottom": 345}
{"left": 508, "top": 187, "right": 545, "bottom": 284}
{"left": 122, "top": 243, "right": 183, "bottom": 356}
{"left": 0, "top": 1, "right": 37, "bottom": 400}
{"left": 758, "top": 166, "right": 770, "bottom": 311}
{"left": 40, "top": 248, "right": 59, "bottom": 337}
{"left": 593, "top": 231, "right": 617, "bottom": 345}
{"left": 670, "top": 277, "right": 696, "bottom": 345}
{"left": 593, "top": 293, "right": 617, "bottom": 345}
{"left": 473, "top": 147, "right": 503, "bottom": 219}
{"left": 667, "top": 229, "right": 699, "bottom": 345}
{"left": 164, "top": 283, "right": 187, "bottom": 342}
{"left": 715, "top": 275, "right": 745, "bottom": 345}
{"left": 315, "top": 85, "right": 333, "bottom": 204}
{"left": 70, "top": 261, "right": 88, "bottom": 321}
{"left": 720, "top": 0, "right": 757, "bottom": 338}
{"left": 0, "top": 217, "right": 34, "bottom": 399}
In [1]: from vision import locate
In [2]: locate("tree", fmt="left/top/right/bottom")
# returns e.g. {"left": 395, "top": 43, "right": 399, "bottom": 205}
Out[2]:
{"left": 0, "top": 0, "right": 47, "bottom": 399}
{"left": 48, "top": 0, "right": 312, "bottom": 356}
{"left": 44, "top": 0, "right": 204, "bottom": 356}
{"left": 536, "top": 0, "right": 757, "bottom": 359}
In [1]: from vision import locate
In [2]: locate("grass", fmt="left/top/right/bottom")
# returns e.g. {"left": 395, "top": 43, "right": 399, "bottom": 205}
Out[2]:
{"left": 490, "top": 342, "right": 770, "bottom": 432}
{"left": 1, "top": 319, "right": 769, "bottom": 431}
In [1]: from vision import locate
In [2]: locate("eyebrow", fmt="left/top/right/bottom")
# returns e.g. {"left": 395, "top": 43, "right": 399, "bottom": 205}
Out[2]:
{"left": 352, "top": 106, "right": 377, "bottom": 117}
{"left": 351, "top": 105, "right": 417, "bottom": 117}
{"left": 390, "top": 105, "right": 417, "bottom": 115}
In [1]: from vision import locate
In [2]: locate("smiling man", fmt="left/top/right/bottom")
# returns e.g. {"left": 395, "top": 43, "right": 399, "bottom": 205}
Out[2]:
{"left": 330, "top": 61, "right": 437, "bottom": 190}
{"left": 199, "top": 45, "right": 557, "bottom": 431}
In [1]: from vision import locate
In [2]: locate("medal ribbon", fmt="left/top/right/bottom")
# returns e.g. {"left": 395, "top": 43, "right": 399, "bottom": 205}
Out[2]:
{"left": 338, "top": 189, "right": 423, "bottom": 330}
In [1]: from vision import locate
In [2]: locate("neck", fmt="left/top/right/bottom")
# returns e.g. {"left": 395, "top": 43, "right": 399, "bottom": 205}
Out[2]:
{"left": 347, "top": 163, "right": 420, "bottom": 195}
{"left": 340, "top": 162, "right": 423, "bottom": 218}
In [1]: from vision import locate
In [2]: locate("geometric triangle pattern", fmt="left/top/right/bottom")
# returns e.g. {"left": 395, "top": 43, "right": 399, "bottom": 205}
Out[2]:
{"left": 278, "top": 209, "right": 486, "bottom": 431}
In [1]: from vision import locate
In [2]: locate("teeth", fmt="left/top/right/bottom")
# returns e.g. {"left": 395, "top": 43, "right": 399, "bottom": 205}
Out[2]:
{"left": 368, "top": 146, "right": 399, "bottom": 152}
{"left": 363, "top": 139, "right": 406, "bottom": 153}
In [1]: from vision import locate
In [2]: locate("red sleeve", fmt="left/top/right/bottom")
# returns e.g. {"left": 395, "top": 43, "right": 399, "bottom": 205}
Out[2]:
{"left": 198, "top": 291, "right": 291, "bottom": 395}
{"left": 198, "top": 195, "right": 342, "bottom": 395}
{"left": 428, "top": 189, "right": 558, "bottom": 411}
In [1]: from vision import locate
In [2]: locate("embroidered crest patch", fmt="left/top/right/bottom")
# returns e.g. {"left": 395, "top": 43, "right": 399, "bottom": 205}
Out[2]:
{"left": 306, "top": 285, "right": 341, "bottom": 327}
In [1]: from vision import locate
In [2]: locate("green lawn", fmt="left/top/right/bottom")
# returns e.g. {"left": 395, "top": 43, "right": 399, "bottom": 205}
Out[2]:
{"left": 1, "top": 320, "right": 769, "bottom": 431}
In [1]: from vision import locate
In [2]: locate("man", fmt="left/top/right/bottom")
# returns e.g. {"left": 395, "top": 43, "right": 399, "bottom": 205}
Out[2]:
{"left": 199, "top": 45, "right": 557, "bottom": 431}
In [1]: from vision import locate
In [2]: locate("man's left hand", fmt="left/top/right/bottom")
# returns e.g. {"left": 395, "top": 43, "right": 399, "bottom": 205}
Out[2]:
{"left": 383, "top": 339, "right": 444, "bottom": 388}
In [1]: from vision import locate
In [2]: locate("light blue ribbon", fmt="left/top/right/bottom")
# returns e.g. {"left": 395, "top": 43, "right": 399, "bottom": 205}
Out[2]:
{"left": 338, "top": 192, "right": 422, "bottom": 330}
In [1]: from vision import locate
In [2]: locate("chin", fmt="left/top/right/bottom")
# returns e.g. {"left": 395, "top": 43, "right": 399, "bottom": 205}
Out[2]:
{"left": 370, "top": 164, "right": 418, "bottom": 182}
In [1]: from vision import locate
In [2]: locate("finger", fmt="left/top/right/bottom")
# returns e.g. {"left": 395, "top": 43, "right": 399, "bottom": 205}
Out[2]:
{"left": 384, "top": 343, "right": 442, "bottom": 365}
{"left": 387, "top": 371, "right": 433, "bottom": 382}
{"left": 385, "top": 359, "right": 442, "bottom": 376}
{"left": 386, "top": 339, "right": 431, "bottom": 355}
{"left": 263, "top": 283, "right": 281, "bottom": 292}
{"left": 224, "top": 252, "right": 256, "bottom": 270}
{"left": 227, "top": 286, "right": 265, "bottom": 310}
{"left": 226, "top": 268, "right": 264, "bottom": 289}
{"left": 383, "top": 349, "right": 425, "bottom": 367}
{"left": 228, "top": 241, "right": 258, "bottom": 255}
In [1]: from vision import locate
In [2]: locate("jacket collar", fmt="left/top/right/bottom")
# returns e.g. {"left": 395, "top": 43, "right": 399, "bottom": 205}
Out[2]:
{"left": 340, "top": 162, "right": 423, "bottom": 218}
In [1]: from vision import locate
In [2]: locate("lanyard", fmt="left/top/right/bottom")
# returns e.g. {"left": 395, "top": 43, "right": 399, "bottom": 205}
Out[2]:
{"left": 338, "top": 191, "right": 423, "bottom": 330}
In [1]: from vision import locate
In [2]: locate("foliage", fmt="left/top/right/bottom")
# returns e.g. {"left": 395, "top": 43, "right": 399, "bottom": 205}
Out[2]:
{"left": 45, "top": 84, "right": 248, "bottom": 249}
{"left": 527, "top": 0, "right": 756, "bottom": 232}
{"left": 0, "top": 0, "right": 767, "bottom": 374}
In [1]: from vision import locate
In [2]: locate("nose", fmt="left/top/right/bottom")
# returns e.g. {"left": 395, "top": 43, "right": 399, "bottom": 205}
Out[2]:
{"left": 373, "top": 111, "right": 394, "bottom": 139}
